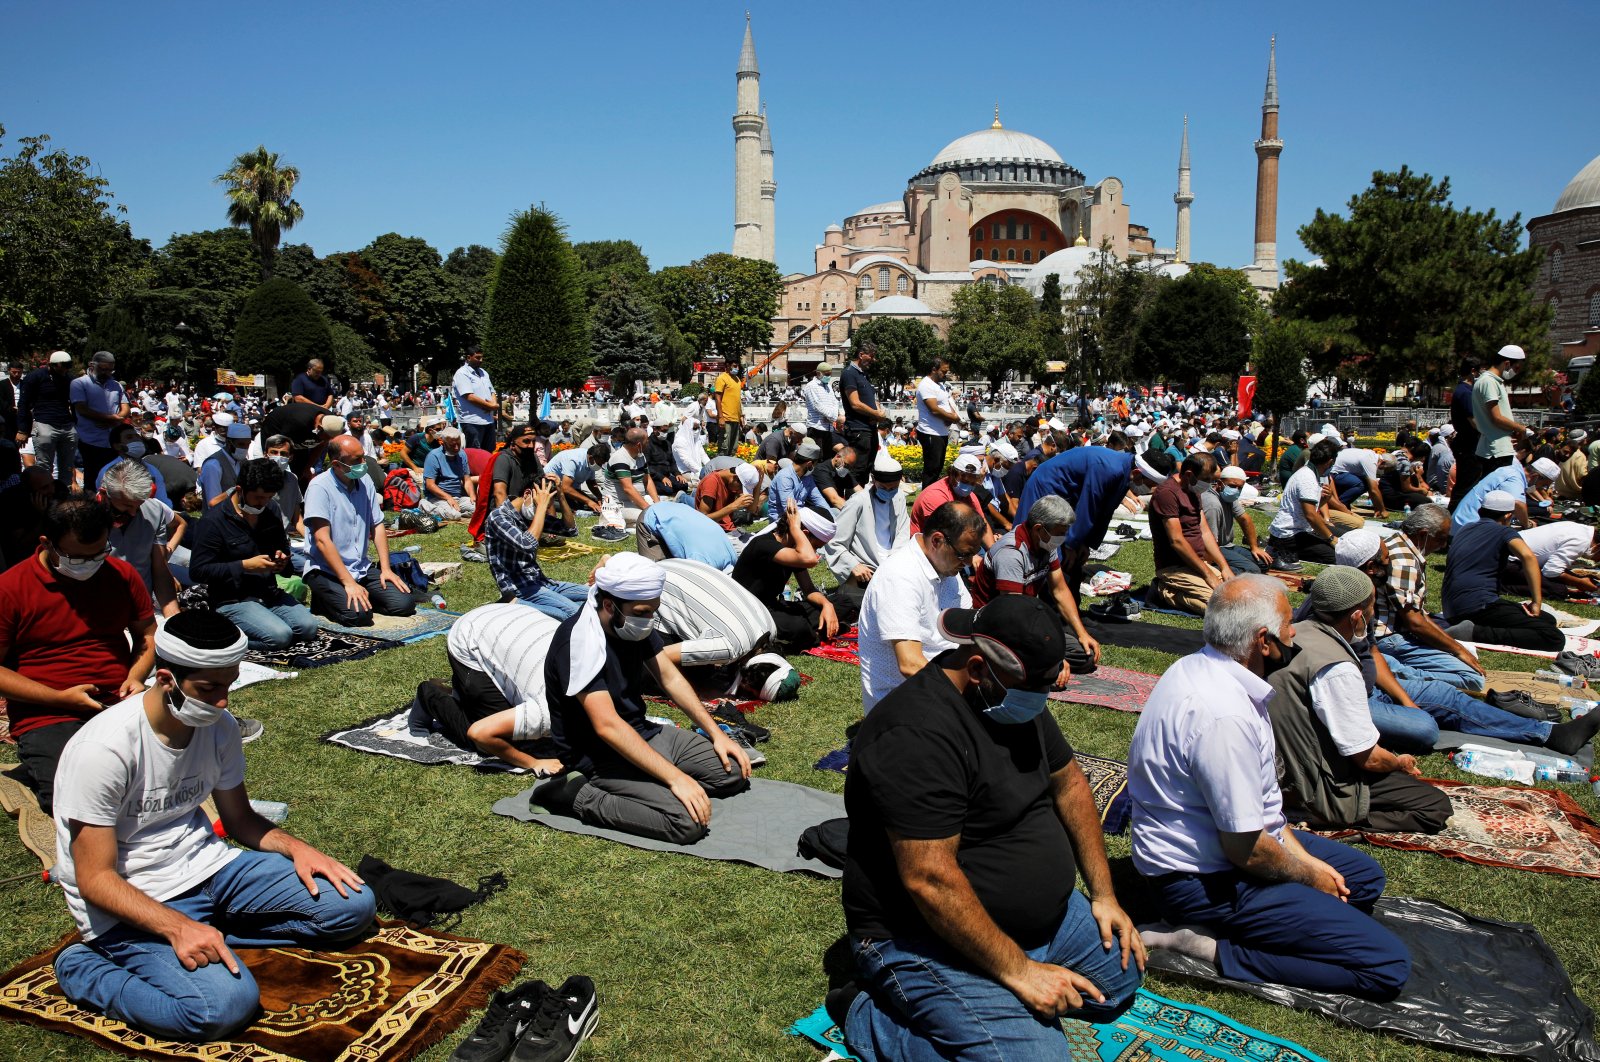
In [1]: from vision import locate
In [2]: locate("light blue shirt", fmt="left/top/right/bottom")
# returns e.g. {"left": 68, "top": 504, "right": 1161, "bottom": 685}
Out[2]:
{"left": 423, "top": 447, "right": 470, "bottom": 498}
{"left": 304, "top": 468, "right": 383, "bottom": 578}
{"left": 69, "top": 373, "right": 128, "bottom": 447}
{"left": 639, "top": 501, "right": 737, "bottom": 571}
{"left": 1451, "top": 462, "right": 1528, "bottom": 535}
{"left": 766, "top": 466, "right": 827, "bottom": 523}
{"left": 452, "top": 363, "right": 494, "bottom": 426}
{"left": 545, "top": 447, "right": 595, "bottom": 485}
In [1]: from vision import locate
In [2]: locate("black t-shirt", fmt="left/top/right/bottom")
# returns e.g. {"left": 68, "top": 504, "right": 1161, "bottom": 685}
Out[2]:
{"left": 731, "top": 530, "right": 791, "bottom": 608}
{"left": 1236, "top": 436, "right": 1266, "bottom": 474}
{"left": 291, "top": 372, "right": 331, "bottom": 406}
{"left": 543, "top": 615, "right": 666, "bottom": 774}
{"left": 843, "top": 663, "right": 1077, "bottom": 948}
{"left": 1002, "top": 454, "right": 1035, "bottom": 500}
{"left": 1441, "top": 519, "right": 1517, "bottom": 619}
{"left": 261, "top": 403, "right": 324, "bottom": 450}
{"left": 146, "top": 453, "right": 199, "bottom": 503}
{"left": 813, "top": 460, "right": 856, "bottom": 500}
{"left": 757, "top": 432, "right": 790, "bottom": 462}
{"left": 841, "top": 363, "right": 879, "bottom": 431}
{"left": 491, "top": 449, "right": 543, "bottom": 500}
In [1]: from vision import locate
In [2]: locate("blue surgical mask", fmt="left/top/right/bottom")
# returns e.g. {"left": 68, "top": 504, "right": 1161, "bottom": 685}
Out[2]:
{"left": 873, "top": 487, "right": 897, "bottom": 503}
{"left": 975, "top": 661, "right": 1050, "bottom": 725}
{"left": 953, "top": 482, "right": 975, "bottom": 498}
{"left": 1219, "top": 486, "right": 1242, "bottom": 503}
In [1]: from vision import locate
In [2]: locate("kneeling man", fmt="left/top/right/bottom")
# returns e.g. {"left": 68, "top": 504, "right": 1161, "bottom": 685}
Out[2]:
{"left": 51, "top": 611, "right": 374, "bottom": 1041}
{"left": 842, "top": 595, "right": 1144, "bottom": 1060}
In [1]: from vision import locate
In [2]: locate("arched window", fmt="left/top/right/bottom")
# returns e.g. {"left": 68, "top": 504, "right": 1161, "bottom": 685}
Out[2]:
{"left": 1590, "top": 292, "right": 1600, "bottom": 328}
{"left": 896, "top": 275, "right": 908, "bottom": 293}
{"left": 974, "top": 247, "right": 984, "bottom": 260}
{"left": 1553, "top": 248, "right": 1566, "bottom": 283}
{"left": 1023, "top": 249, "right": 1033, "bottom": 263}
{"left": 1006, "top": 248, "right": 1017, "bottom": 261}
{"left": 878, "top": 266, "right": 891, "bottom": 291}
{"left": 858, "top": 274, "right": 872, "bottom": 290}
{"left": 788, "top": 325, "right": 809, "bottom": 343}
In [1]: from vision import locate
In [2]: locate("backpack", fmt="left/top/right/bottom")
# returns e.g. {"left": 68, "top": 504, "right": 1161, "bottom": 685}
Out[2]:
{"left": 382, "top": 468, "right": 421, "bottom": 510}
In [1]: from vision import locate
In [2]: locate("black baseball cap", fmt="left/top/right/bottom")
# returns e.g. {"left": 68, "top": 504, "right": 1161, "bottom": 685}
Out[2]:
{"left": 938, "top": 596, "right": 1065, "bottom": 691}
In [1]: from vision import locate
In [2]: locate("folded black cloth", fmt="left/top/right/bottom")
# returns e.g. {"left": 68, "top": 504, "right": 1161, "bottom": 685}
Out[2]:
{"left": 797, "top": 818, "right": 849, "bottom": 870}
{"left": 357, "top": 855, "right": 507, "bottom": 930}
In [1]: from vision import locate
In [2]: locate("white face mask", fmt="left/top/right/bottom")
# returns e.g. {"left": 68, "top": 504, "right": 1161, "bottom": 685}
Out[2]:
{"left": 169, "top": 690, "right": 226, "bottom": 727}
{"left": 54, "top": 554, "right": 105, "bottom": 581}
{"left": 1035, "top": 529, "right": 1065, "bottom": 553}
{"left": 615, "top": 614, "right": 656, "bottom": 642}
{"left": 270, "top": 455, "right": 291, "bottom": 470}
{"left": 240, "top": 498, "right": 267, "bottom": 516}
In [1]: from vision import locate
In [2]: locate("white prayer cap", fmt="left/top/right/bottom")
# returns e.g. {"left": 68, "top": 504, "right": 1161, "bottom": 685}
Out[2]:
{"left": 1221, "top": 429, "right": 1241, "bottom": 440}
{"left": 744, "top": 652, "right": 799, "bottom": 702}
{"left": 1134, "top": 453, "right": 1166, "bottom": 483}
{"left": 226, "top": 422, "right": 253, "bottom": 440}
{"left": 1438, "top": 424, "right": 1457, "bottom": 438}
{"left": 989, "top": 441, "right": 1019, "bottom": 462}
{"left": 48, "top": 350, "right": 72, "bottom": 365}
{"left": 787, "top": 419, "right": 808, "bottom": 433}
{"left": 1334, "top": 528, "right": 1382, "bottom": 567}
{"left": 154, "top": 611, "right": 248, "bottom": 671}
{"left": 1532, "top": 457, "right": 1561, "bottom": 482}
{"left": 1498, "top": 344, "right": 1526, "bottom": 361}
{"left": 1306, "top": 432, "right": 1325, "bottom": 446}
{"left": 1481, "top": 490, "right": 1517, "bottom": 513}
{"left": 951, "top": 453, "right": 985, "bottom": 475}
{"left": 1219, "top": 464, "right": 1247, "bottom": 482}
{"left": 1125, "top": 424, "right": 1146, "bottom": 438}
{"left": 1320, "top": 423, "right": 1342, "bottom": 439}
{"left": 1570, "top": 429, "right": 1589, "bottom": 443}
{"left": 1047, "top": 417, "right": 1068, "bottom": 433}
{"left": 213, "top": 411, "right": 235, "bottom": 428}
{"left": 735, "top": 462, "right": 761, "bottom": 494}
{"left": 798, "top": 509, "right": 836, "bottom": 543}
{"left": 872, "top": 450, "right": 902, "bottom": 475}
{"left": 593, "top": 553, "right": 666, "bottom": 601}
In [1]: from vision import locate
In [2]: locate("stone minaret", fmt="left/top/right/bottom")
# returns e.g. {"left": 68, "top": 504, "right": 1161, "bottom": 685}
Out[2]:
{"left": 731, "top": 15, "right": 765, "bottom": 260}
{"left": 760, "top": 107, "right": 777, "bottom": 264}
{"left": 1251, "top": 36, "right": 1282, "bottom": 288}
{"left": 1174, "top": 115, "right": 1193, "bottom": 263}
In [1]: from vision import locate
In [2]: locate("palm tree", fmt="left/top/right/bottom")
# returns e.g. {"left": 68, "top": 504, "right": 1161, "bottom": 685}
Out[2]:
{"left": 215, "top": 146, "right": 304, "bottom": 281}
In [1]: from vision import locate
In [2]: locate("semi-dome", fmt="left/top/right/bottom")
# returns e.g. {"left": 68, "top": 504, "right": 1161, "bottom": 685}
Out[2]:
{"left": 930, "top": 125, "right": 1064, "bottom": 169}
{"left": 1022, "top": 245, "right": 1111, "bottom": 296}
{"left": 1554, "top": 153, "right": 1600, "bottom": 213}
{"left": 860, "top": 295, "right": 934, "bottom": 315}
{"left": 848, "top": 200, "right": 906, "bottom": 218}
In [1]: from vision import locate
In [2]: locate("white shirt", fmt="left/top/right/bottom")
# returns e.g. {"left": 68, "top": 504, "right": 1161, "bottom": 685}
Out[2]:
{"left": 52, "top": 697, "right": 245, "bottom": 940}
{"left": 1520, "top": 522, "right": 1595, "bottom": 578}
{"left": 801, "top": 377, "right": 841, "bottom": 429}
{"left": 164, "top": 434, "right": 192, "bottom": 461}
{"left": 1332, "top": 448, "right": 1380, "bottom": 483}
{"left": 1269, "top": 464, "right": 1325, "bottom": 538}
{"left": 672, "top": 419, "right": 708, "bottom": 476}
{"left": 1309, "top": 661, "right": 1380, "bottom": 757}
{"left": 915, "top": 376, "right": 954, "bottom": 437}
{"left": 191, "top": 433, "right": 224, "bottom": 470}
{"left": 447, "top": 604, "right": 560, "bottom": 741}
{"left": 1129, "top": 646, "right": 1286, "bottom": 876}
{"left": 857, "top": 536, "right": 970, "bottom": 712}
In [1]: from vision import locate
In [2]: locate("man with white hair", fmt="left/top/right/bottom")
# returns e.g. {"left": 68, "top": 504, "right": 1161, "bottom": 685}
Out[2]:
{"left": 970, "top": 494, "right": 1099, "bottom": 675}
{"left": 824, "top": 450, "right": 910, "bottom": 615}
{"left": 1129, "top": 574, "right": 1410, "bottom": 1000}
{"left": 420, "top": 425, "right": 476, "bottom": 520}
{"left": 101, "top": 460, "right": 180, "bottom": 618}
{"left": 532, "top": 554, "right": 751, "bottom": 844}
{"left": 49, "top": 610, "right": 373, "bottom": 1041}
{"left": 1442, "top": 490, "right": 1563, "bottom": 652}
{"left": 732, "top": 500, "right": 844, "bottom": 649}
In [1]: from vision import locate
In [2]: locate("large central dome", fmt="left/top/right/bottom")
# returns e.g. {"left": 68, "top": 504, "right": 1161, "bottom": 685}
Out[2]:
{"left": 929, "top": 124, "right": 1064, "bottom": 169}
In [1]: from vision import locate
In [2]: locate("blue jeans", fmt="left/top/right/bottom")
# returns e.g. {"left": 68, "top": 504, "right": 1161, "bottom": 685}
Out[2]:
{"left": 517, "top": 580, "right": 590, "bottom": 621}
{"left": 1331, "top": 469, "right": 1370, "bottom": 507}
{"left": 53, "top": 849, "right": 376, "bottom": 1041}
{"left": 1220, "top": 543, "right": 1263, "bottom": 575}
{"left": 1398, "top": 675, "right": 1552, "bottom": 745}
{"left": 217, "top": 592, "right": 320, "bottom": 651}
{"left": 844, "top": 890, "right": 1140, "bottom": 1062}
{"left": 1367, "top": 692, "right": 1440, "bottom": 753}
{"left": 1377, "top": 633, "right": 1485, "bottom": 692}
{"left": 1152, "top": 832, "right": 1409, "bottom": 999}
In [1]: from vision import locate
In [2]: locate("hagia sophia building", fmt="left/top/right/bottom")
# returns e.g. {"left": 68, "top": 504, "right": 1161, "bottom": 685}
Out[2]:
{"left": 727, "top": 16, "right": 1284, "bottom": 378}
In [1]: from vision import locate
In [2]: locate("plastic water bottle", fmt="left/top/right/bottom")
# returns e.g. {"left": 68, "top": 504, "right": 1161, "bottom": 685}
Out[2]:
{"left": 1523, "top": 749, "right": 1588, "bottom": 783}
{"left": 250, "top": 799, "right": 289, "bottom": 824}
{"left": 1558, "top": 696, "right": 1598, "bottom": 719}
{"left": 430, "top": 593, "right": 447, "bottom": 610}
{"left": 1452, "top": 750, "right": 1535, "bottom": 784}
{"left": 1533, "top": 669, "right": 1587, "bottom": 689}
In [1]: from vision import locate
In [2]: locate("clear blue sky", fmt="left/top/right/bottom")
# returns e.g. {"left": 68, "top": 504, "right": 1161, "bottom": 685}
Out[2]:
{"left": 6, "top": 1, "right": 1595, "bottom": 279}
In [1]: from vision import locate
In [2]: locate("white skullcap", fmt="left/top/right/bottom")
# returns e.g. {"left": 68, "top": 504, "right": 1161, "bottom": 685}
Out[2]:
{"left": 1334, "top": 528, "right": 1382, "bottom": 567}
{"left": 1481, "top": 490, "right": 1517, "bottom": 513}
{"left": 735, "top": 462, "right": 761, "bottom": 494}
{"left": 1438, "top": 424, "right": 1456, "bottom": 438}
{"left": 1307, "top": 432, "right": 1325, "bottom": 446}
{"left": 1221, "top": 429, "right": 1241, "bottom": 440}
{"left": 873, "top": 449, "right": 902, "bottom": 475}
{"left": 1220, "top": 464, "right": 1247, "bottom": 481}
{"left": 1498, "top": 344, "right": 1526, "bottom": 361}
{"left": 798, "top": 509, "right": 836, "bottom": 543}
{"left": 787, "top": 419, "right": 808, "bottom": 433}
{"left": 1569, "top": 429, "right": 1589, "bottom": 443}
{"left": 1048, "top": 417, "right": 1068, "bottom": 433}
{"left": 48, "top": 350, "right": 72, "bottom": 364}
{"left": 951, "top": 453, "right": 985, "bottom": 474}
{"left": 1532, "top": 457, "right": 1561, "bottom": 482}
{"left": 989, "top": 441, "right": 1019, "bottom": 462}
{"left": 155, "top": 620, "right": 248, "bottom": 671}
{"left": 1125, "top": 425, "right": 1146, "bottom": 438}
{"left": 594, "top": 553, "right": 667, "bottom": 601}
{"left": 213, "top": 411, "right": 235, "bottom": 428}
{"left": 1320, "top": 423, "right": 1341, "bottom": 439}
{"left": 226, "top": 422, "right": 253, "bottom": 440}
{"left": 744, "top": 652, "right": 798, "bottom": 701}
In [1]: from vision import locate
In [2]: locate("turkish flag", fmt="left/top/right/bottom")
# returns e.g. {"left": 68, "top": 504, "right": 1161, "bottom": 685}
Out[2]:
{"left": 1237, "top": 376, "right": 1257, "bottom": 419}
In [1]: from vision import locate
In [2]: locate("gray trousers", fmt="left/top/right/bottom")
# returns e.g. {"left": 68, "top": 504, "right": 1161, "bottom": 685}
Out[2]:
{"left": 33, "top": 422, "right": 77, "bottom": 490}
{"left": 572, "top": 726, "right": 750, "bottom": 845}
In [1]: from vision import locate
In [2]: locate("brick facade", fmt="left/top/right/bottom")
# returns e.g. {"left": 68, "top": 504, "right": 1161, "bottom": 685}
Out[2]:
{"left": 1526, "top": 205, "right": 1600, "bottom": 361}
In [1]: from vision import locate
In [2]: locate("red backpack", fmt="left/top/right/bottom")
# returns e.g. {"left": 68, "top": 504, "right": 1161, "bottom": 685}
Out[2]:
{"left": 382, "top": 468, "right": 421, "bottom": 510}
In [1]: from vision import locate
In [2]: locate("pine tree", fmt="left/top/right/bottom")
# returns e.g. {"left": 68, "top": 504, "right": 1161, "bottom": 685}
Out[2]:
{"left": 1037, "top": 273, "right": 1069, "bottom": 378}
{"left": 483, "top": 205, "right": 591, "bottom": 392}
{"left": 230, "top": 277, "right": 334, "bottom": 390}
{"left": 591, "top": 275, "right": 664, "bottom": 399}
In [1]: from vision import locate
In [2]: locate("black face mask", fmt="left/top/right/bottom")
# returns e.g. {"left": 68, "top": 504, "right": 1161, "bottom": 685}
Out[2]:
{"left": 1261, "top": 632, "right": 1293, "bottom": 675}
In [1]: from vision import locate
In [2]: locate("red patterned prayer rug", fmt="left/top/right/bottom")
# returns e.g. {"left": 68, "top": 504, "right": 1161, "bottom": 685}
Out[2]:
{"left": 803, "top": 625, "right": 860, "bottom": 666}
{"left": 1320, "top": 780, "right": 1600, "bottom": 879}
{"left": 1048, "top": 666, "right": 1161, "bottom": 714}
{"left": 0, "top": 920, "right": 525, "bottom": 1062}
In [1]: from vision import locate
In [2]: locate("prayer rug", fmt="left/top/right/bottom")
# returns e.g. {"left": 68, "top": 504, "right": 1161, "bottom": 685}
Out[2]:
{"left": 323, "top": 709, "right": 527, "bottom": 773}
{"left": 805, "top": 625, "right": 861, "bottom": 666}
{"left": 491, "top": 778, "right": 845, "bottom": 878}
{"left": 1085, "top": 617, "right": 1205, "bottom": 656}
{"left": 246, "top": 631, "right": 394, "bottom": 670}
{"left": 1320, "top": 780, "right": 1600, "bottom": 879}
{"left": 316, "top": 607, "right": 459, "bottom": 645}
{"left": 0, "top": 920, "right": 525, "bottom": 1062}
{"left": 1464, "top": 631, "right": 1600, "bottom": 661}
{"left": 788, "top": 988, "right": 1331, "bottom": 1062}
{"left": 1050, "top": 666, "right": 1160, "bottom": 714}
{"left": 1130, "top": 595, "right": 1204, "bottom": 620}
{"left": 1147, "top": 896, "right": 1599, "bottom": 1062}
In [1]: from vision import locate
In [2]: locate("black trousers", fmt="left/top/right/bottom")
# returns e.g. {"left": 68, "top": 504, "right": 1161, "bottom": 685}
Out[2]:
{"left": 1381, "top": 487, "right": 1432, "bottom": 511}
{"left": 1459, "top": 599, "right": 1564, "bottom": 652}
{"left": 720, "top": 422, "right": 742, "bottom": 456}
{"left": 1269, "top": 531, "right": 1336, "bottom": 565}
{"left": 1447, "top": 441, "right": 1479, "bottom": 511}
{"left": 767, "top": 590, "right": 859, "bottom": 651}
{"left": 846, "top": 427, "right": 878, "bottom": 484}
{"left": 417, "top": 653, "right": 561, "bottom": 760}
{"left": 306, "top": 568, "right": 416, "bottom": 627}
{"left": 1357, "top": 772, "right": 1452, "bottom": 834}
{"left": 11, "top": 719, "right": 85, "bottom": 816}
{"left": 917, "top": 431, "right": 949, "bottom": 488}
{"left": 78, "top": 441, "right": 118, "bottom": 486}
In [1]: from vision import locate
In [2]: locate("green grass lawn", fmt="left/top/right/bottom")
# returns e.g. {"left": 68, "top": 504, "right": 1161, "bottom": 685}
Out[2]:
{"left": 1, "top": 509, "right": 1597, "bottom": 1060}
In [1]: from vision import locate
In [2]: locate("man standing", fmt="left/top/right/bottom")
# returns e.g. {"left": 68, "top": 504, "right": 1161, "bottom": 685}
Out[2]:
{"left": 712, "top": 358, "right": 745, "bottom": 456}
{"left": 841, "top": 344, "right": 886, "bottom": 483}
{"left": 304, "top": 436, "right": 416, "bottom": 626}
{"left": 70, "top": 352, "right": 130, "bottom": 486}
{"left": 289, "top": 358, "right": 334, "bottom": 408}
{"left": 452, "top": 350, "right": 498, "bottom": 452}
{"left": 1147, "top": 453, "right": 1233, "bottom": 615}
{"left": 17, "top": 351, "right": 79, "bottom": 491}
{"left": 914, "top": 357, "right": 962, "bottom": 488}
{"left": 801, "top": 364, "right": 842, "bottom": 447}
{"left": 841, "top": 595, "right": 1144, "bottom": 1060}
{"left": 0, "top": 361, "right": 23, "bottom": 439}
{"left": 1471, "top": 345, "right": 1524, "bottom": 488}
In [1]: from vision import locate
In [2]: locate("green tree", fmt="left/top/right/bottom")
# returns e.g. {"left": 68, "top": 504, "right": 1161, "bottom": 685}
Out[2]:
{"left": 216, "top": 145, "right": 304, "bottom": 281}
{"left": 359, "top": 233, "right": 477, "bottom": 382}
{"left": 1574, "top": 365, "right": 1600, "bottom": 418}
{"left": 590, "top": 275, "right": 664, "bottom": 398}
{"left": 574, "top": 240, "right": 652, "bottom": 308}
{"left": 83, "top": 304, "right": 153, "bottom": 379}
{"left": 329, "top": 321, "right": 384, "bottom": 384}
{"left": 231, "top": 278, "right": 334, "bottom": 389}
{"left": 655, "top": 253, "right": 782, "bottom": 363}
{"left": 849, "top": 317, "right": 943, "bottom": 390}
{"left": 483, "top": 205, "right": 591, "bottom": 392}
{"left": 946, "top": 283, "right": 1046, "bottom": 390}
{"left": 443, "top": 244, "right": 498, "bottom": 346}
{"left": 1134, "top": 269, "right": 1251, "bottom": 392}
{"left": 1036, "top": 273, "right": 1069, "bottom": 379}
{"left": 276, "top": 244, "right": 359, "bottom": 327}
{"left": 1253, "top": 316, "right": 1315, "bottom": 460}
{"left": 1275, "top": 166, "right": 1550, "bottom": 401}
{"left": 0, "top": 126, "right": 152, "bottom": 356}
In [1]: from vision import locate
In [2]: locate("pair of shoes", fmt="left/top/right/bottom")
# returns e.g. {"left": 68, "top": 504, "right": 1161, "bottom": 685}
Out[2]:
{"left": 1088, "top": 591, "right": 1141, "bottom": 623}
{"left": 1486, "top": 689, "right": 1561, "bottom": 723}
{"left": 1267, "top": 547, "right": 1302, "bottom": 572}
{"left": 1554, "top": 650, "right": 1600, "bottom": 681}
{"left": 451, "top": 976, "right": 598, "bottom": 1062}
{"left": 1112, "top": 523, "right": 1139, "bottom": 540}
{"left": 591, "top": 526, "right": 629, "bottom": 542}
{"left": 703, "top": 723, "right": 767, "bottom": 768}
{"left": 551, "top": 525, "right": 579, "bottom": 538}
{"left": 460, "top": 545, "right": 488, "bottom": 563}
{"left": 237, "top": 718, "right": 265, "bottom": 743}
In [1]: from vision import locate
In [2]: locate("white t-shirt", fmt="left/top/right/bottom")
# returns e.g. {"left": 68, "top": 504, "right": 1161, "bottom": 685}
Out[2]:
{"left": 1332, "top": 448, "right": 1379, "bottom": 483}
{"left": 447, "top": 603, "right": 559, "bottom": 741}
{"left": 1519, "top": 522, "right": 1596, "bottom": 578}
{"left": 52, "top": 697, "right": 245, "bottom": 940}
{"left": 1270, "top": 465, "right": 1325, "bottom": 538}
{"left": 915, "top": 376, "right": 953, "bottom": 437}
{"left": 857, "top": 536, "right": 970, "bottom": 712}
{"left": 1308, "top": 662, "right": 1381, "bottom": 757}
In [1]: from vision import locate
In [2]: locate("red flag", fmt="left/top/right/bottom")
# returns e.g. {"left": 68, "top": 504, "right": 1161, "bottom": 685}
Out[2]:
{"left": 1236, "top": 376, "right": 1257, "bottom": 419}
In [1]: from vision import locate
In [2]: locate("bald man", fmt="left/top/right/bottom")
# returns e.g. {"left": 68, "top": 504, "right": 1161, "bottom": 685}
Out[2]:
{"left": 303, "top": 436, "right": 416, "bottom": 626}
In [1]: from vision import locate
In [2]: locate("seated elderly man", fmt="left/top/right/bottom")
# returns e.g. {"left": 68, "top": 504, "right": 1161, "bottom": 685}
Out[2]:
{"left": 858, "top": 502, "right": 984, "bottom": 712}
{"left": 1147, "top": 453, "right": 1233, "bottom": 615}
{"left": 1201, "top": 464, "right": 1273, "bottom": 576}
{"left": 1442, "top": 490, "right": 1563, "bottom": 652}
{"left": 971, "top": 495, "right": 1098, "bottom": 676}
{"left": 50, "top": 611, "right": 374, "bottom": 1041}
{"left": 1266, "top": 438, "right": 1342, "bottom": 570}
{"left": 1269, "top": 566, "right": 1452, "bottom": 833}
{"left": 189, "top": 458, "right": 319, "bottom": 651}
{"left": 529, "top": 554, "right": 751, "bottom": 844}
{"left": 1129, "top": 574, "right": 1411, "bottom": 1000}
{"left": 96, "top": 422, "right": 173, "bottom": 506}
{"left": 732, "top": 501, "right": 845, "bottom": 650}
{"left": 765, "top": 437, "right": 830, "bottom": 522}
{"left": 304, "top": 435, "right": 416, "bottom": 626}
{"left": 1516, "top": 521, "right": 1599, "bottom": 597}
{"left": 841, "top": 596, "right": 1144, "bottom": 1061}
{"left": 481, "top": 480, "right": 590, "bottom": 620}
{"left": 823, "top": 450, "right": 910, "bottom": 616}
{"left": 101, "top": 460, "right": 180, "bottom": 618}
{"left": 420, "top": 426, "right": 476, "bottom": 520}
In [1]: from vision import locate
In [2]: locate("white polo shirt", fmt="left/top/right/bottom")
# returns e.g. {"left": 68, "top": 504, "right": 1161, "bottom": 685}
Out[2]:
{"left": 857, "top": 536, "right": 970, "bottom": 712}
{"left": 446, "top": 603, "right": 560, "bottom": 741}
{"left": 915, "top": 376, "right": 953, "bottom": 437}
{"left": 1269, "top": 464, "right": 1325, "bottom": 538}
{"left": 1519, "top": 522, "right": 1596, "bottom": 579}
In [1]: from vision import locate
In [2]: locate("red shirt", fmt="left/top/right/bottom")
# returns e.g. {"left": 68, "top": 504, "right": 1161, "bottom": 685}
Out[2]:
{"left": 695, "top": 473, "right": 736, "bottom": 531}
{"left": 0, "top": 552, "right": 154, "bottom": 736}
{"left": 909, "top": 477, "right": 982, "bottom": 534}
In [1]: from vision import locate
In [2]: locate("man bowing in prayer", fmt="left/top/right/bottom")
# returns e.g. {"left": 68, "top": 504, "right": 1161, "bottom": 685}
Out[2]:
{"left": 532, "top": 554, "right": 751, "bottom": 844}
{"left": 49, "top": 611, "right": 375, "bottom": 1042}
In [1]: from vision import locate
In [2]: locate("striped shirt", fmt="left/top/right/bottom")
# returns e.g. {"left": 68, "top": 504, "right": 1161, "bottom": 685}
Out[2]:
{"left": 654, "top": 558, "right": 776, "bottom": 668}
{"left": 446, "top": 603, "right": 559, "bottom": 741}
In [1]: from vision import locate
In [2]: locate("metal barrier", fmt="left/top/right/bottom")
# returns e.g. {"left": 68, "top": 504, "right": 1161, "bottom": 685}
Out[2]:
{"left": 1278, "top": 405, "right": 1566, "bottom": 439}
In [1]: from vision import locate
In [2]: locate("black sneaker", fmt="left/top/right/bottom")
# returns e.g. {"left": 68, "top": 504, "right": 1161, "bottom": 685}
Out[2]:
{"left": 1088, "top": 591, "right": 1141, "bottom": 623}
{"left": 511, "top": 975, "right": 598, "bottom": 1062}
{"left": 451, "top": 981, "right": 550, "bottom": 1062}
{"left": 702, "top": 723, "right": 766, "bottom": 768}
{"left": 1267, "top": 546, "right": 1302, "bottom": 572}
{"left": 551, "top": 525, "right": 579, "bottom": 538}
{"left": 1487, "top": 689, "right": 1562, "bottom": 723}
{"left": 591, "top": 526, "right": 629, "bottom": 542}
